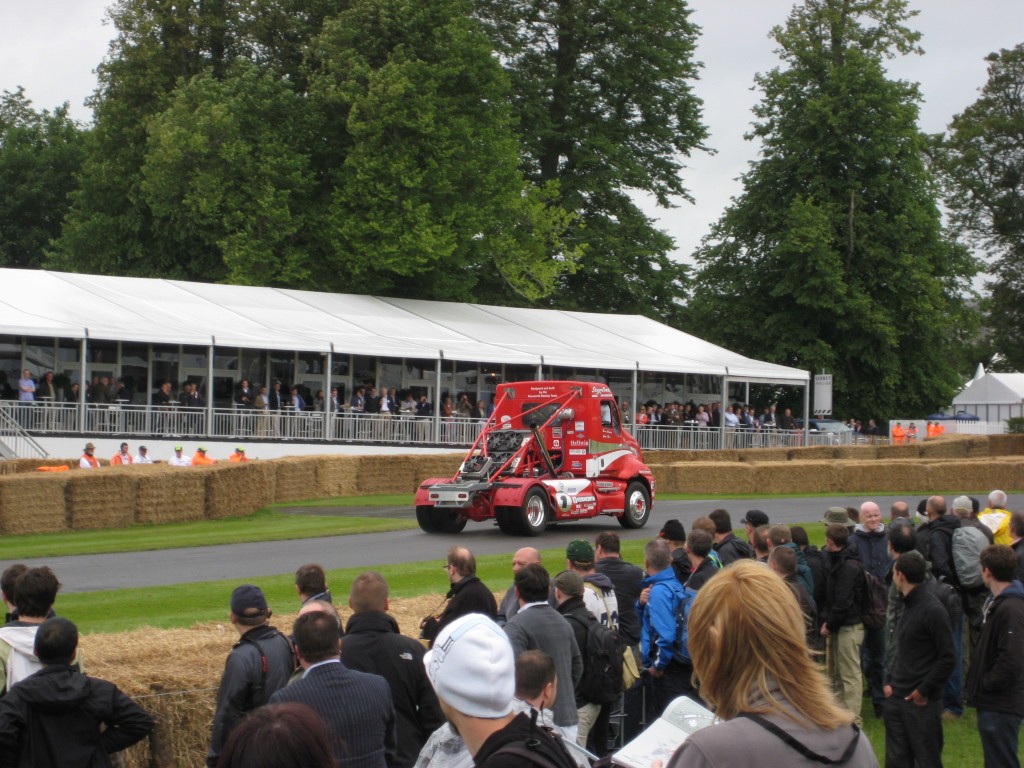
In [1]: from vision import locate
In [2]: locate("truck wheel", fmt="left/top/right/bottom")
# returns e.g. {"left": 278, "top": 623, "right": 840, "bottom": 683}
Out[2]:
{"left": 520, "top": 488, "right": 549, "bottom": 536}
{"left": 417, "top": 506, "right": 467, "bottom": 534}
{"left": 496, "top": 506, "right": 522, "bottom": 536}
{"left": 619, "top": 481, "right": 651, "bottom": 529}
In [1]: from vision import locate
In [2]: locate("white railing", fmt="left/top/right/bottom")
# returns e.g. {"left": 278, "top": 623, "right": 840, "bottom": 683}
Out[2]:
{"left": 0, "top": 405, "right": 48, "bottom": 458}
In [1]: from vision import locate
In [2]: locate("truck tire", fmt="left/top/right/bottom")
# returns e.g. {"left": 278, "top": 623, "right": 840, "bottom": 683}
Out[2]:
{"left": 496, "top": 506, "right": 523, "bottom": 536}
{"left": 416, "top": 505, "right": 467, "bottom": 534}
{"left": 619, "top": 481, "right": 651, "bottom": 529}
{"left": 520, "top": 487, "right": 550, "bottom": 536}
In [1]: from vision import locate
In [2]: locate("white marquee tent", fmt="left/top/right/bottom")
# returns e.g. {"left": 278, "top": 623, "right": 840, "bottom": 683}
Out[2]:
{"left": 952, "top": 372, "right": 1024, "bottom": 422}
{"left": 0, "top": 268, "right": 808, "bottom": 386}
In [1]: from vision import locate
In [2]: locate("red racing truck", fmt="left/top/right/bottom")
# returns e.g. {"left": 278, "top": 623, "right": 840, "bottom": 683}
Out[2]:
{"left": 415, "top": 381, "right": 655, "bottom": 536}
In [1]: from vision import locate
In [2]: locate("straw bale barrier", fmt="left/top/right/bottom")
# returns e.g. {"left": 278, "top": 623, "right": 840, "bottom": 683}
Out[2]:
{"left": 918, "top": 438, "right": 970, "bottom": 460}
{"left": 790, "top": 446, "right": 838, "bottom": 461}
{"left": 272, "top": 456, "right": 322, "bottom": 503}
{"left": 989, "top": 435, "right": 1024, "bottom": 456}
{"left": 661, "top": 462, "right": 755, "bottom": 495}
{"left": 132, "top": 466, "right": 207, "bottom": 524}
{"left": 926, "top": 459, "right": 1023, "bottom": 494}
{"left": 205, "top": 462, "right": 275, "bottom": 519}
{"left": 737, "top": 447, "right": 790, "bottom": 463}
{"left": 0, "top": 458, "right": 75, "bottom": 475}
{"left": 836, "top": 460, "right": 930, "bottom": 493}
{"left": 0, "top": 472, "right": 70, "bottom": 534}
{"left": 836, "top": 445, "right": 878, "bottom": 460}
{"left": 875, "top": 444, "right": 922, "bottom": 461}
{"left": 748, "top": 461, "right": 840, "bottom": 495}
{"left": 66, "top": 470, "right": 137, "bottom": 529}
{"left": 315, "top": 455, "right": 360, "bottom": 497}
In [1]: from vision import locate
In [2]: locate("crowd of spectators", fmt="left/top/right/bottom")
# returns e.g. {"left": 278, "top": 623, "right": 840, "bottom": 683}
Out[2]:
{"left": 2, "top": 491, "right": 1022, "bottom": 767}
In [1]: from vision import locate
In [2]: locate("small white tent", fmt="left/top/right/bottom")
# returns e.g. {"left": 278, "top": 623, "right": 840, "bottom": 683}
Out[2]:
{"left": 952, "top": 372, "right": 1024, "bottom": 422}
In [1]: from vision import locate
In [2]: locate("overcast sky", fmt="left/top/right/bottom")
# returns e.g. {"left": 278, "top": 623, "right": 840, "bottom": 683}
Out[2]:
{"left": 2, "top": 0, "right": 1022, "bottom": 264}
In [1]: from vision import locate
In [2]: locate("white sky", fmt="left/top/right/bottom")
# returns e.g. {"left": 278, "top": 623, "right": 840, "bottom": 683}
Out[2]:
{"left": 2, "top": 0, "right": 1023, "bottom": 264}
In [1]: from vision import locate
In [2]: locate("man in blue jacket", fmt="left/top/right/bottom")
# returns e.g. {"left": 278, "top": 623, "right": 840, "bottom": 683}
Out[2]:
{"left": 639, "top": 538, "right": 696, "bottom": 718}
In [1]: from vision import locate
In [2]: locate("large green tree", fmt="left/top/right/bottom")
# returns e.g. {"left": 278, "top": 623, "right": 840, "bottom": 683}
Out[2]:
{"left": 0, "top": 89, "right": 85, "bottom": 269}
{"left": 937, "top": 44, "right": 1024, "bottom": 370}
{"left": 474, "top": 0, "right": 707, "bottom": 319}
{"left": 686, "top": 0, "right": 977, "bottom": 420}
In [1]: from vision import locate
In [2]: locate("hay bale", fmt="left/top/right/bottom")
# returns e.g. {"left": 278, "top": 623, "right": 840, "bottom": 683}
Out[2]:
{"left": 926, "top": 459, "right": 1024, "bottom": 494}
{"left": 875, "top": 444, "right": 922, "bottom": 461}
{"left": 273, "top": 456, "right": 322, "bottom": 503}
{"left": 737, "top": 447, "right": 790, "bottom": 463}
{"left": 66, "top": 471, "right": 136, "bottom": 530}
{"left": 835, "top": 445, "right": 878, "bottom": 460}
{"left": 206, "top": 462, "right": 274, "bottom": 519}
{"left": 692, "top": 449, "right": 741, "bottom": 463}
{"left": 649, "top": 463, "right": 687, "bottom": 494}
{"left": 354, "top": 454, "right": 433, "bottom": 495}
{"left": 988, "top": 435, "right": 1024, "bottom": 457}
{"left": 133, "top": 466, "right": 207, "bottom": 524}
{"left": 0, "top": 458, "right": 76, "bottom": 475}
{"left": 315, "top": 455, "right": 360, "bottom": 497}
{"left": 837, "top": 461, "right": 930, "bottom": 493}
{"left": 789, "top": 446, "right": 838, "bottom": 461}
{"left": 412, "top": 453, "right": 463, "bottom": 481}
{"left": 0, "top": 473, "right": 70, "bottom": 534}
{"left": 962, "top": 438, "right": 993, "bottom": 459}
{"left": 919, "top": 437, "right": 970, "bottom": 460}
{"left": 665, "top": 462, "right": 754, "bottom": 495}
{"left": 749, "top": 461, "right": 839, "bottom": 495}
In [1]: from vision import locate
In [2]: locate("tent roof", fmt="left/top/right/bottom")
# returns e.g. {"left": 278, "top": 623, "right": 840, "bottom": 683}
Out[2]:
{"left": 0, "top": 268, "right": 808, "bottom": 383}
{"left": 953, "top": 372, "right": 1024, "bottom": 406}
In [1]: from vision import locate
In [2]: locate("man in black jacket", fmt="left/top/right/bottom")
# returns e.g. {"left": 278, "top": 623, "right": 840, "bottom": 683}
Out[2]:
{"left": 208, "top": 584, "right": 295, "bottom": 767}
{"left": 342, "top": 572, "right": 444, "bottom": 768}
{"left": 885, "top": 552, "right": 955, "bottom": 768}
{"left": 917, "top": 495, "right": 965, "bottom": 718}
{"left": 853, "top": 501, "right": 892, "bottom": 719}
{"left": 708, "top": 509, "right": 753, "bottom": 565}
{"left": 430, "top": 547, "right": 498, "bottom": 646}
{"left": 966, "top": 545, "right": 1024, "bottom": 768}
{"left": 0, "top": 617, "right": 153, "bottom": 767}
{"left": 820, "top": 524, "right": 866, "bottom": 726}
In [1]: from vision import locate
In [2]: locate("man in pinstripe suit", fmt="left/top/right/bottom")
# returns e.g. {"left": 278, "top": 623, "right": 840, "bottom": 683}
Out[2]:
{"left": 271, "top": 611, "right": 396, "bottom": 768}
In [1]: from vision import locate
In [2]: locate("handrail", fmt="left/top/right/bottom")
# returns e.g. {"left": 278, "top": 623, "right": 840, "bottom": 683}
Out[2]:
{"left": 0, "top": 405, "right": 49, "bottom": 459}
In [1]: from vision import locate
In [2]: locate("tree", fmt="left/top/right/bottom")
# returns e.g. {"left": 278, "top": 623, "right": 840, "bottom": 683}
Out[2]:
{"left": 687, "top": 0, "right": 977, "bottom": 420}
{"left": 474, "top": 0, "right": 707, "bottom": 319}
{"left": 309, "top": 0, "right": 578, "bottom": 301}
{"left": 937, "top": 44, "right": 1024, "bottom": 369}
{"left": 0, "top": 89, "right": 84, "bottom": 269}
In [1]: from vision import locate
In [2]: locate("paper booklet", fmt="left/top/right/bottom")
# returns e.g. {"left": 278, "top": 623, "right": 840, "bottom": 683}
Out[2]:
{"left": 611, "top": 695, "right": 719, "bottom": 768}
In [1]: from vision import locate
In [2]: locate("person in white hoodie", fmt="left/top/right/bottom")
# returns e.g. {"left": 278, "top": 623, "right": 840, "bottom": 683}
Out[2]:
{"left": 0, "top": 566, "right": 80, "bottom": 694}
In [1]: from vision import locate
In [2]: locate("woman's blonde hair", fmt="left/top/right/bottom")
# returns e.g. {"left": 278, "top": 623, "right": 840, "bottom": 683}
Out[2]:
{"left": 688, "top": 560, "right": 852, "bottom": 729}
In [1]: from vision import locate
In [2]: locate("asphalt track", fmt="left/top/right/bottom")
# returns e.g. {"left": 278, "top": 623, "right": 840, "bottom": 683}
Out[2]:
{"left": 11, "top": 495, "right": 922, "bottom": 594}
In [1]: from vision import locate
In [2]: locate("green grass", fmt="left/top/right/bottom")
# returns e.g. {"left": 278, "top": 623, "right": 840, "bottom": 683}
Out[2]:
{"left": 269, "top": 494, "right": 414, "bottom": 508}
{"left": 0, "top": 509, "right": 417, "bottom": 560}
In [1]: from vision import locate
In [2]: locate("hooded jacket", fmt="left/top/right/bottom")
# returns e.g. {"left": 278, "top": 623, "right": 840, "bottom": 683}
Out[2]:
{"left": 594, "top": 557, "right": 645, "bottom": 646}
{"left": 966, "top": 580, "right": 1024, "bottom": 716}
{"left": 639, "top": 567, "right": 685, "bottom": 671}
{"left": 582, "top": 571, "right": 618, "bottom": 628}
{"left": 713, "top": 533, "right": 752, "bottom": 566}
{"left": 852, "top": 524, "right": 891, "bottom": 581}
{"left": 0, "top": 665, "right": 154, "bottom": 768}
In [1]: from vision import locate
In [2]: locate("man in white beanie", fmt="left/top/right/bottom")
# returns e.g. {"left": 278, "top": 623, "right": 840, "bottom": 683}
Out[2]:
{"left": 424, "top": 613, "right": 576, "bottom": 768}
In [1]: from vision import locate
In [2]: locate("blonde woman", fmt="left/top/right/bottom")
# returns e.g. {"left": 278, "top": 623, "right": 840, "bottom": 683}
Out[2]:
{"left": 663, "top": 561, "right": 878, "bottom": 767}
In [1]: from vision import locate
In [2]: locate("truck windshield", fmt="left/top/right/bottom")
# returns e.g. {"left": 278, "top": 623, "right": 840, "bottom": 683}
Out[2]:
{"left": 521, "top": 402, "right": 560, "bottom": 427}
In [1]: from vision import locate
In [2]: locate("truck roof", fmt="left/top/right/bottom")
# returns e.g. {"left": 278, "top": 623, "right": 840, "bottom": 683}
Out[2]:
{"left": 496, "top": 381, "right": 615, "bottom": 400}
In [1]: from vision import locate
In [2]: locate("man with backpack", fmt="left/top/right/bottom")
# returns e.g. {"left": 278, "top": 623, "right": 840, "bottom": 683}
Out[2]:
{"left": 709, "top": 509, "right": 753, "bottom": 565}
{"left": 952, "top": 495, "right": 995, "bottom": 672}
{"left": 207, "top": 584, "right": 296, "bottom": 768}
{"left": 554, "top": 570, "right": 619, "bottom": 748}
{"left": 820, "top": 524, "right": 866, "bottom": 726}
{"left": 639, "top": 538, "right": 698, "bottom": 719}
{"left": 853, "top": 501, "right": 892, "bottom": 719}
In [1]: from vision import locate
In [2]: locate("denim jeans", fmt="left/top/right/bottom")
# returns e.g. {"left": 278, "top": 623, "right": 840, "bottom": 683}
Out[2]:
{"left": 977, "top": 709, "right": 1023, "bottom": 768}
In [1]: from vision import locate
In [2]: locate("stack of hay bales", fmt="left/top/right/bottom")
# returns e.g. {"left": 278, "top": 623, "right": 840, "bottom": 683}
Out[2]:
{"left": 0, "top": 472, "right": 71, "bottom": 533}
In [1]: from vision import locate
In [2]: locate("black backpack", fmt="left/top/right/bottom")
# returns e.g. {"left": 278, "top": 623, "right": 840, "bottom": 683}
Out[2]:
{"left": 491, "top": 710, "right": 580, "bottom": 768}
{"left": 566, "top": 613, "right": 623, "bottom": 705}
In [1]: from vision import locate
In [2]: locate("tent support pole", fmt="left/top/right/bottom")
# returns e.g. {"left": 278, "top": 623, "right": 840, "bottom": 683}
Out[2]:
{"left": 79, "top": 335, "right": 88, "bottom": 434}
{"left": 207, "top": 340, "right": 215, "bottom": 436}
{"left": 434, "top": 352, "right": 443, "bottom": 444}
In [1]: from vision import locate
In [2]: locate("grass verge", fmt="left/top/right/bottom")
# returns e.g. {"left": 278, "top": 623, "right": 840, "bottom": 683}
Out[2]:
{"left": 0, "top": 509, "right": 417, "bottom": 560}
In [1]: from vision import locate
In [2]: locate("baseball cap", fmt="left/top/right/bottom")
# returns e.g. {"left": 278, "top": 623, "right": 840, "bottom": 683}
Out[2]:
{"left": 741, "top": 509, "right": 769, "bottom": 527}
{"left": 424, "top": 614, "right": 514, "bottom": 718}
{"left": 84, "top": 442, "right": 95, "bottom": 451}
{"left": 553, "top": 569, "right": 584, "bottom": 597}
{"left": 659, "top": 519, "right": 687, "bottom": 542}
{"left": 230, "top": 584, "right": 268, "bottom": 616}
{"left": 822, "top": 507, "right": 855, "bottom": 526}
{"left": 235, "top": 446, "right": 245, "bottom": 452}
{"left": 197, "top": 446, "right": 207, "bottom": 452}
{"left": 174, "top": 445, "right": 183, "bottom": 451}
{"left": 566, "top": 539, "right": 594, "bottom": 563}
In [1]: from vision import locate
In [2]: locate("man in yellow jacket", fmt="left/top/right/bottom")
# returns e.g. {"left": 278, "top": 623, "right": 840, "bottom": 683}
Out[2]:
{"left": 979, "top": 489, "right": 1012, "bottom": 545}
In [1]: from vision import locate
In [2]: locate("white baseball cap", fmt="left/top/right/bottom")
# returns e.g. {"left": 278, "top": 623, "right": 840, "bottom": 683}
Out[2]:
{"left": 424, "top": 613, "right": 514, "bottom": 718}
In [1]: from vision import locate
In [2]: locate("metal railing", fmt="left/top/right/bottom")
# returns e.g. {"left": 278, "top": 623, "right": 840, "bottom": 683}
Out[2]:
{"left": 0, "top": 405, "right": 48, "bottom": 458}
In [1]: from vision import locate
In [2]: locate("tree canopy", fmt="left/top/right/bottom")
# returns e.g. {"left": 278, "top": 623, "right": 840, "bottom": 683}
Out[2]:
{"left": 686, "top": 0, "right": 978, "bottom": 420}
{"left": 937, "top": 44, "right": 1024, "bottom": 370}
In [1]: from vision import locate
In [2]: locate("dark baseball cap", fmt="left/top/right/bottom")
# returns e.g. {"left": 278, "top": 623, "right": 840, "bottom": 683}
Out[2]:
{"left": 741, "top": 509, "right": 769, "bottom": 527}
{"left": 230, "top": 584, "right": 268, "bottom": 616}
{"left": 659, "top": 519, "right": 687, "bottom": 542}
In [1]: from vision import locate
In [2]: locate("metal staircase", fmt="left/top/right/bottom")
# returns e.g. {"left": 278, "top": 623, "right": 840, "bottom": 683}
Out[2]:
{"left": 0, "top": 407, "right": 48, "bottom": 459}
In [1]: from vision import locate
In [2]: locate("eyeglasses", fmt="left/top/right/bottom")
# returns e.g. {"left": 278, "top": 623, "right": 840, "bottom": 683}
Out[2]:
{"left": 442, "top": 562, "right": 452, "bottom": 570}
